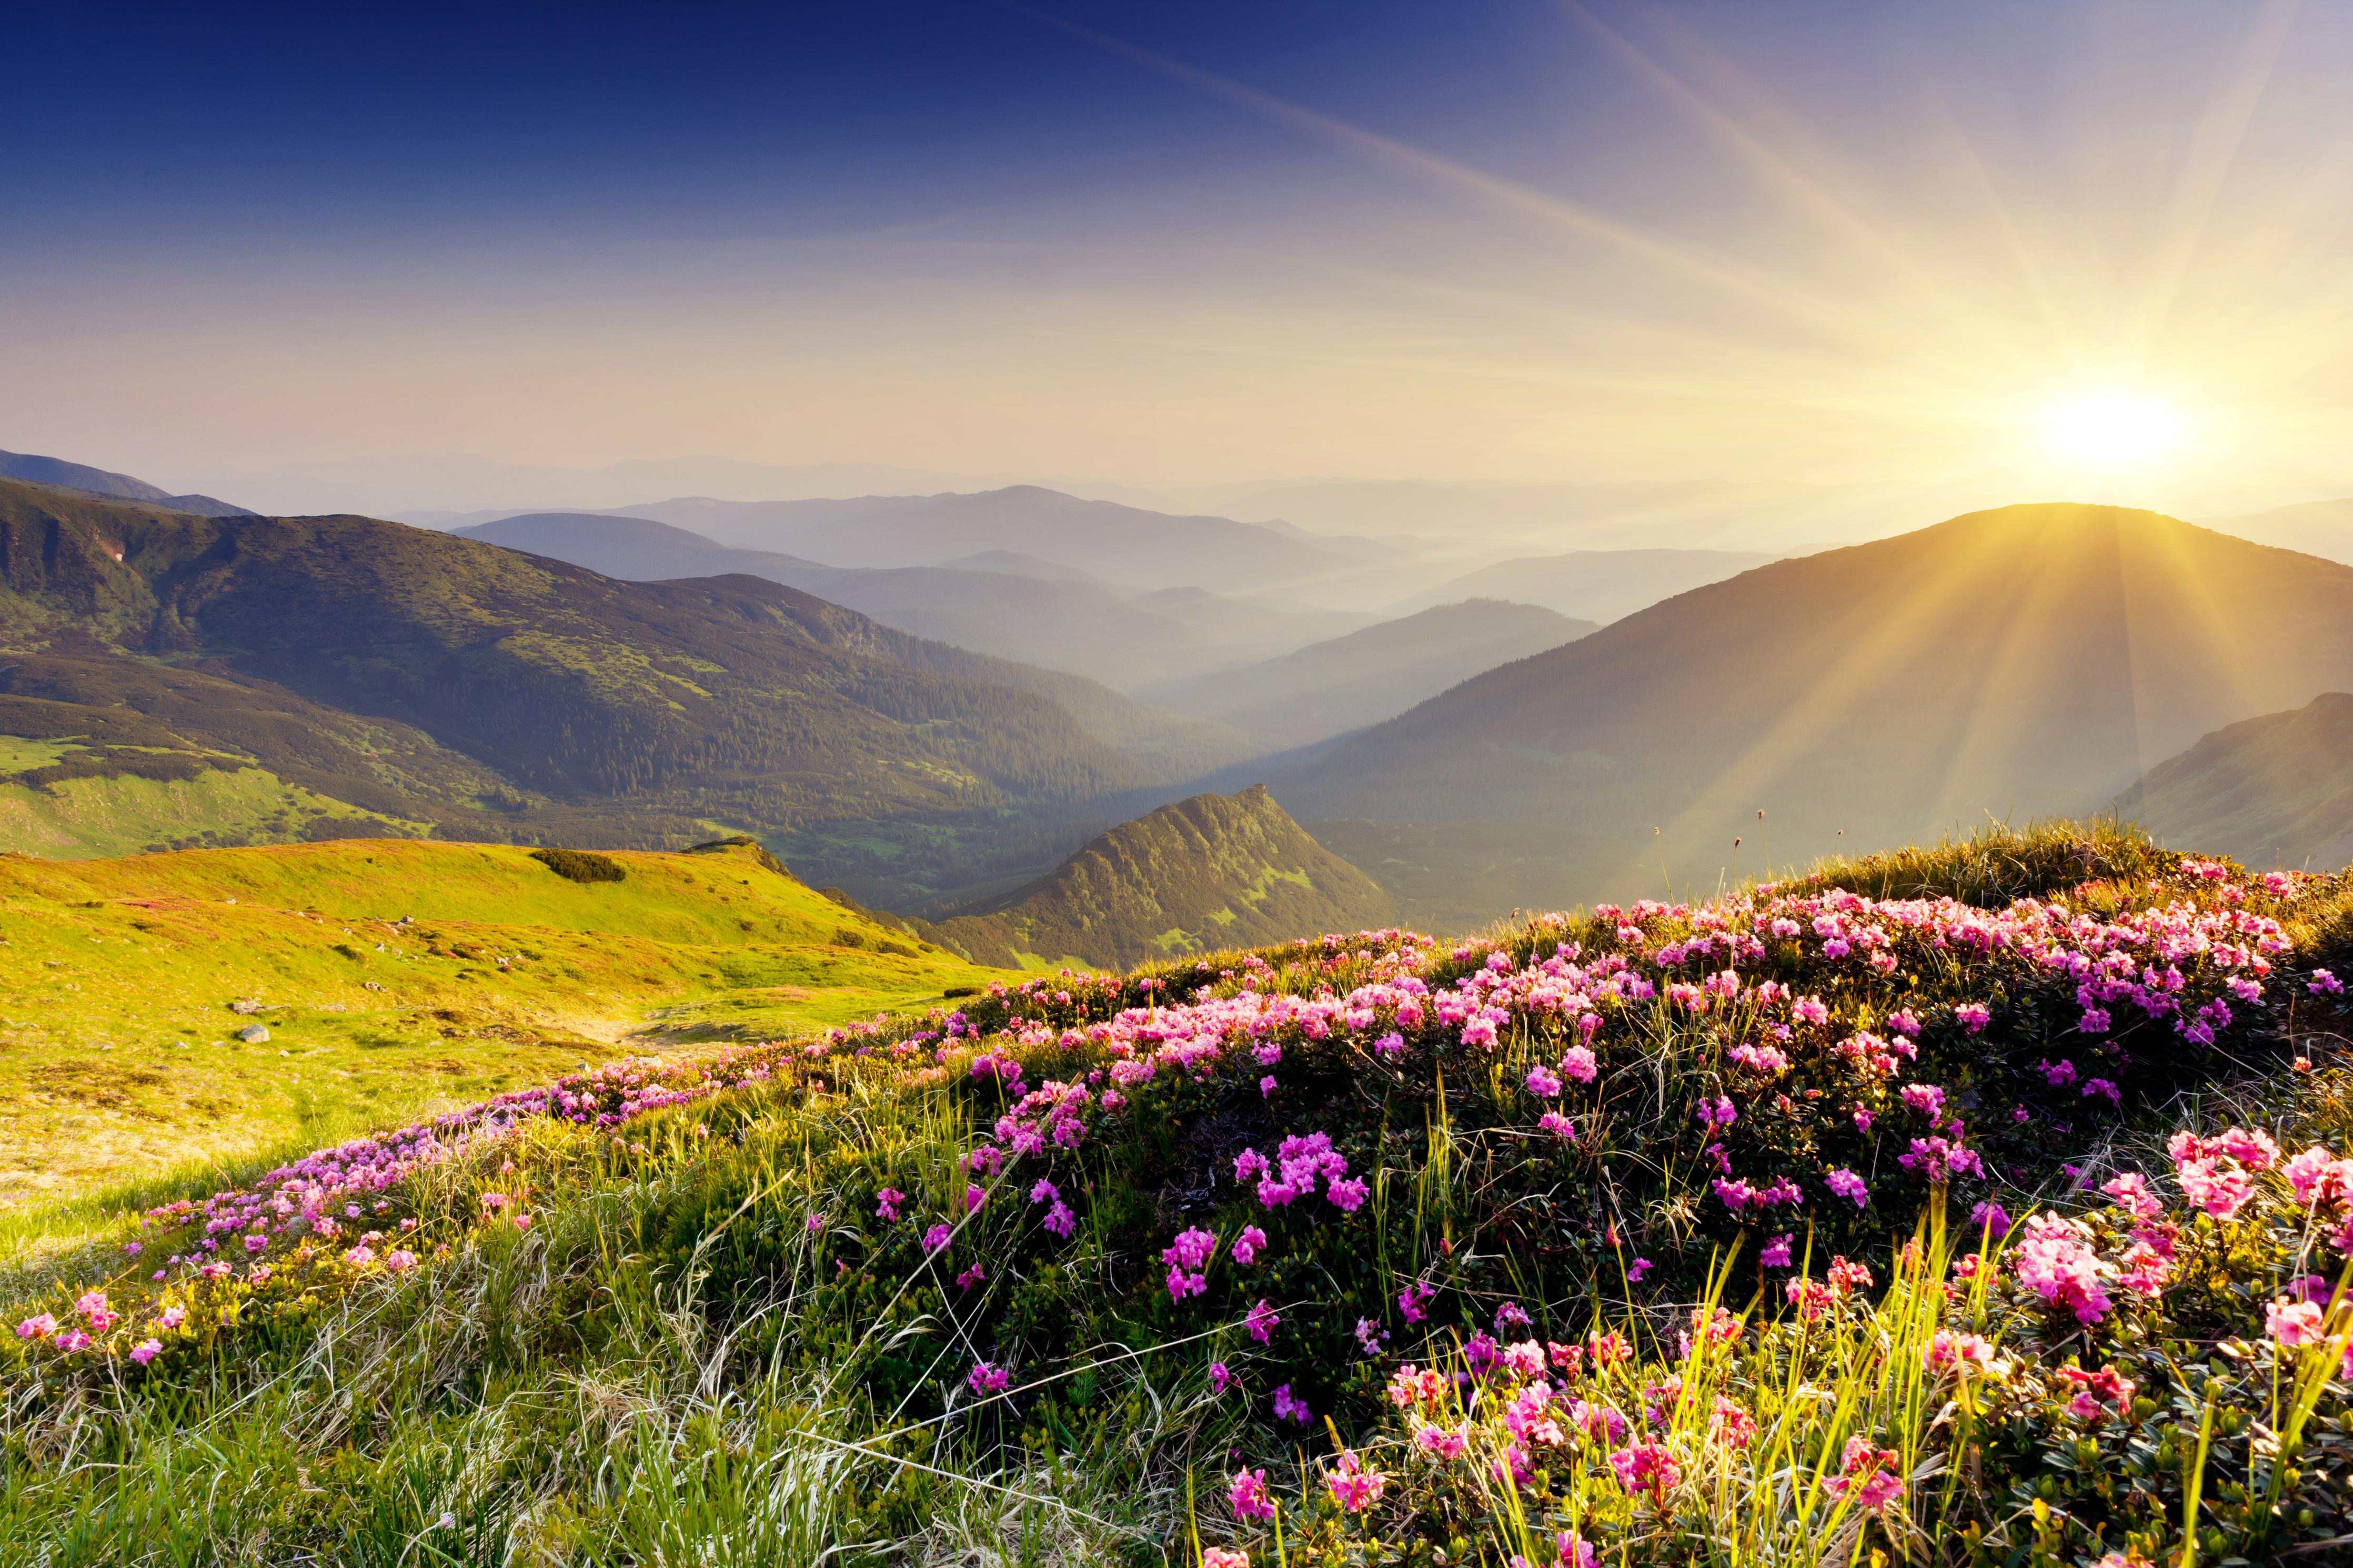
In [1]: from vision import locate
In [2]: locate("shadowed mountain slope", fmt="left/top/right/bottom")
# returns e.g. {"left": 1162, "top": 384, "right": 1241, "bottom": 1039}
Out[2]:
{"left": 913, "top": 785, "right": 1399, "bottom": 970}
{"left": 0, "top": 478, "right": 1223, "bottom": 853}
{"left": 1385, "top": 547, "right": 1781, "bottom": 623}
{"left": 1137, "top": 600, "right": 1594, "bottom": 747}
{"left": 454, "top": 511, "right": 1366, "bottom": 692}
{"left": 1274, "top": 504, "right": 2353, "bottom": 903}
{"left": 0, "top": 449, "right": 253, "bottom": 518}
{"left": 2115, "top": 692, "right": 2353, "bottom": 871}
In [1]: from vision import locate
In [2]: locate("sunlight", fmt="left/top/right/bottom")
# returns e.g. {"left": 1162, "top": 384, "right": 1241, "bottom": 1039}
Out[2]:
{"left": 2040, "top": 392, "right": 2188, "bottom": 467}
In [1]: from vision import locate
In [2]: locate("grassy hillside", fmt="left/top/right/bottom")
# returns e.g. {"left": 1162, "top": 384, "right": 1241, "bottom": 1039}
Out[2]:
{"left": 0, "top": 478, "right": 1254, "bottom": 877}
{"left": 1278, "top": 503, "right": 2353, "bottom": 910}
{"left": 5, "top": 824, "right": 2352, "bottom": 1565}
{"left": 1134, "top": 599, "right": 1594, "bottom": 747}
{"left": 917, "top": 784, "right": 1399, "bottom": 969}
{"left": 2117, "top": 691, "right": 2353, "bottom": 869}
{"left": 0, "top": 837, "right": 1000, "bottom": 1210}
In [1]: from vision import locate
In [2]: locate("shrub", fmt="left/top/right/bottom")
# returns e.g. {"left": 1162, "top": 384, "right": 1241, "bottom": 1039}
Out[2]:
{"left": 528, "top": 846, "right": 626, "bottom": 883}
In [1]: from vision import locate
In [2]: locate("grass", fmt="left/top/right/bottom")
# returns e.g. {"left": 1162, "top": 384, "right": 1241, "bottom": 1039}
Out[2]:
{"left": 0, "top": 836, "right": 1005, "bottom": 1222}
{"left": 1, "top": 822, "right": 2350, "bottom": 1564}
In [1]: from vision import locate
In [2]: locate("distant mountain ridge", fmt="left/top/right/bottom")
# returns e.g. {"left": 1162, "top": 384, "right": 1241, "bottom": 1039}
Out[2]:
{"left": 1274, "top": 503, "right": 2353, "bottom": 905}
{"left": 1386, "top": 548, "right": 1781, "bottom": 624}
{"left": 454, "top": 510, "right": 1374, "bottom": 689}
{"left": 2115, "top": 693, "right": 2353, "bottom": 870}
{"left": 0, "top": 478, "right": 1242, "bottom": 873}
{"left": 0, "top": 449, "right": 253, "bottom": 518}
{"left": 1137, "top": 599, "right": 1594, "bottom": 747}
{"left": 913, "top": 785, "right": 1399, "bottom": 970}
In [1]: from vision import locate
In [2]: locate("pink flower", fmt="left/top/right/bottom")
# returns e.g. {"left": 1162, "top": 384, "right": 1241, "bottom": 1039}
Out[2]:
{"left": 1555, "top": 1532, "right": 1598, "bottom": 1568}
{"left": 2268, "top": 1297, "right": 2327, "bottom": 1348}
{"left": 1201, "top": 1550, "right": 1250, "bottom": 1568}
{"left": 1246, "top": 1299, "right": 1280, "bottom": 1343}
{"left": 1760, "top": 1233, "right": 1793, "bottom": 1268}
{"left": 1416, "top": 1425, "right": 1469, "bottom": 1460}
{"left": 1925, "top": 1330, "right": 1993, "bottom": 1373}
{"left": 875, "top": 1188, "right": 904, "bottom": 1222}
{"left": 1539, "top": 1111, "right": 1577, "bottom": 1142}
{"left": 964, "top": 1183, "right": 986, "bottom": 1213}
{"left": 1825, "top": 1168, "right": 1869, "bottom": 1209}
{"left": 923, "top": 1223, "right": 953, "bottom": 1254}
{"left": 1525, "top": 1065, "right": 1563, "bottom": 1097}
{"left": 1271, "top": 1382, "right": 1312, "bottom": 1425}
{"left": 2311, "top": 969, "right": 2344, "bottom": 995}
{"left": 1608, "top": 1439, "right": 1680, "bottom": 1501}
{"left": 128, "top": 1339, "right": 162, "bottom": 1365}
{"left": 2176, "top": 1158, "right": 2254, "bottom": 1220}
{"left": 1825, "top": 1435, "right": 1905, "bottom": 1511}
{"left": 16, "top": 1314, "right": 56, "bottom": 1340}
{"left": 1228, "top": 1466, "right": 1274, "bottom": 1521}
{"left": 967, "top": 1360, "right": 1010, "bottom": 1395}
{"left": 1954, "top": 1003, "right": 1991, "bottom": 1034}
{"left": 1900, "top": 1084, "right": 1945, "bottom": 1119}
{"left": 1043, "top": 1201, "right": 1077, "bottom": 1239}
{"left": 385, "top": 1249, "right": 418, "bottom": 1272}
{"left": 1232, "top": 1225, "right": 1269, "bottom": 1266}
{"left": 1397, "top": 1280, "right": 1436, "bottom": 1322}
{"left": 1209, "top": 1361, "right": 1233, "bottom": 1395}
{"left": 1325, "top": 1449, "right": 1387, "bottom": 1512}
{"left": 2013, "top": 1214, "right": 2113, "bottom": 1324}
{"left": 1558, "top": 1045, "right": 1598, "bottom": 1084}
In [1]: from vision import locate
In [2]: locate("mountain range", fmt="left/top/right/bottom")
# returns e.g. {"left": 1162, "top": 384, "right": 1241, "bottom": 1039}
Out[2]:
{"left": 1273, "top": 503, "right": 2353, "bottom": 906}
{"left": 1384, "top": 548, "right": 1781, "bottom": 624}
{"left": 0, "top": 450, "right": 253, "bottom": 518}
{"left": 1135, "top": 600, "right": 1593, "bottom": 748}
{"left": 0, "top": 478, "right": 1244, "bottom": 886}
{"left": 912, "top": 785, "right": 1396, "bottom": 970}
{"left": 449, "top": 511, "right": 1375, "bottom": 689}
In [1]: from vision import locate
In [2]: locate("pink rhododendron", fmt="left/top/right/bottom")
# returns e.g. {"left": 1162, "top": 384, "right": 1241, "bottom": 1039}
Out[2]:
{"left": 1227, "top": 1466, "right": 1274, "bottom": 1520}
{"left": 1325, "top": 1449, "right": 1386, "bottom": 1511}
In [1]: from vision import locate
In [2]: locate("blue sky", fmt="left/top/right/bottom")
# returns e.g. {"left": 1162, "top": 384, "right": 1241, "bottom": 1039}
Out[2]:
{"left": 6, "top": 1, "right": 2349, "bottom": 515}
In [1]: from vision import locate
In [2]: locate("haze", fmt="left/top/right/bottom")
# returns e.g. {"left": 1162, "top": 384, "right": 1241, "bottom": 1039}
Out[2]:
{"left": 7, "top": 0, "right": 2352, "bottom": 530}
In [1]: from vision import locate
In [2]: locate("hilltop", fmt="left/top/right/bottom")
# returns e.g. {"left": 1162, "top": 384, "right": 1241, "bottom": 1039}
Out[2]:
{"left": 0, "top": 479, "right": 1247, "bottom": 878}
{"left": 0, "top": 836, "right": 998, "bottom": 1206}
{"left": 0, "top": 449, "right": 253, "bottom": 519}
{"left": 1277, "top": 503, "right": 2353, "bottom": 906}
{"left": 914, "top": 784, "right": 1397, "bottom": 969}
{"left": 2115, "top": 691, "right": 2353, "bottom": 869}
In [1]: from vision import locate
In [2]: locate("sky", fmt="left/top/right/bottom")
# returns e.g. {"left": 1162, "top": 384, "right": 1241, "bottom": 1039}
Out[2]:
{"left": 6, "top": 0, "right": 2352, "bottom": 520}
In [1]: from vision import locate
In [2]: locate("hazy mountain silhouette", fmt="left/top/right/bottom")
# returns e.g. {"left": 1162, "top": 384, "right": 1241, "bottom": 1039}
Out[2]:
{"left": 1385, "top": 548, "right": 1781, "bottom": 624}
{"left": 913, "top": 785, "right": 1397, "bottom": 970}
{"left": 1274, "top": 503, "right": 2353, "bottom": 905}
{"left": 0, "top": 449, "right": 253, "bottom": 518}
{"left": 584, "top": 487, "right": 1384, "bottom": 589}
{"left": 454, "top": 511, "right": 1370, "bottom": 689}
{"left": 2115, "top": 692, "right": 2353, "bottom": 871}
{"left": 1138, "top": 600, "right": 1593, "bottom": 748}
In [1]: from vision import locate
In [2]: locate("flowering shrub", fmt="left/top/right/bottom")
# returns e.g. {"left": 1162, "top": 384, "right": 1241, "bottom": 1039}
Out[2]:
{"left": 7, "top": 826, "right": 2353, "bottom": 1563}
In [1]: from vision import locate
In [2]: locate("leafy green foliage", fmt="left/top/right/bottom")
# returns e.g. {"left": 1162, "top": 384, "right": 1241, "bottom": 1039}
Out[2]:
{"left": 529, "top": 847, "right": 627, "bottom": 884}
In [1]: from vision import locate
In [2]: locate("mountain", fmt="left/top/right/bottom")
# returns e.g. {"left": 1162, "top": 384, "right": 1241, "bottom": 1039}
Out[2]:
{"left": 912, "top": 784, "right": 1398, "bottom": 970}
{"left": 2199, "top": 498, "right": 2353, "bottom": 566}
{"left": 582, "top": 488, "right": 1375, "bottom": 590}
{"left": 0, "top": 478, "right": 1239, "bottom": 871}
{"left": 453, "top": 511, "right": 1371, "bottom": 689}
{"left": 0, "top": 449, "right": 253, "bottom": 518}
{"left": 2114, "top": 693, "right": 2353, "bottom": 870}
{"left": 1384, "top": 548, "right": 1781, "bottom": 624}
{"left": 1135, "top": 600, "right": 1594, "bottom": 748}
{"left": 1273, "top": 503, "right": 2353, "bottom": 910}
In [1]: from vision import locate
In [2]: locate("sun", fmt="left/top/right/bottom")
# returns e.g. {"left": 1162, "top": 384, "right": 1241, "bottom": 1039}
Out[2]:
{"left": 2039, "top": 392, "right": 2186, "bottom": 466}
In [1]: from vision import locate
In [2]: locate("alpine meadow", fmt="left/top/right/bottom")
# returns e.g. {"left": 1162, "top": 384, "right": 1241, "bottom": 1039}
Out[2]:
{"left": 8, "top": 5, "right": 2353, "bottom": 1567}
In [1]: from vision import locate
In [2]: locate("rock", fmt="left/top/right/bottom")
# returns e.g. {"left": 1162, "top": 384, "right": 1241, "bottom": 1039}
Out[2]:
{"left": 229, "top": 999, "right": 264, "bottom": 1015}
{"left": 238, "top": 1024, "right": 270, "bottom": 1044}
